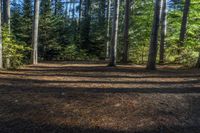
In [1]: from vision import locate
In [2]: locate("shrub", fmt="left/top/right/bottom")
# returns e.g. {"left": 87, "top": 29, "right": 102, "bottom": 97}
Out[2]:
{"left": 2, "top": 27, "right": 30, "bottom": 69}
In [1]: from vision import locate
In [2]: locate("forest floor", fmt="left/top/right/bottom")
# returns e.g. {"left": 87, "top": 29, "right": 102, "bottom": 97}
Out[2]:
{"left": 0, "top": 61, "right": 200, "bottom": 133}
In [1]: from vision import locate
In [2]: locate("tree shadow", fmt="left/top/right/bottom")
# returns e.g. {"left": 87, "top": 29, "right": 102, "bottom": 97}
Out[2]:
{"left": 0, "top": 118, "right": 200, "bottom": 133}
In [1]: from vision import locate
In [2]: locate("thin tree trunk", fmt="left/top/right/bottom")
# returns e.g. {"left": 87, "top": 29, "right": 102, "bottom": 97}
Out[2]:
{"left": 31, "top": 0, "right": 40, "bottom": 65}
{"left": 72, "top": 0, "right": 75, "bottom": 20}
{"left": 0, "top": 0, "right": 2, "bottom": 69}
{"left": 106, "top": 0, "right": 111, "bottom": 59}
{"left": 196, "top": 53, "right": 200, "bottom": 68}
{"left": 159, "top": 0, "right": 167, "bottom": 64}
{"left": 109, "top": 0, "right": 120, "bottom": 66}
{"left": 54, "top": 0, "right": 57, "bottom": 15}
{"left": 80, "top": 0, "right": 91, "bottom": 50}
{"left": 69, "top": 0, "right": 72, "bottom": 18}
{"left": 3, "top": 0, "right": 10, "bottom": 68}
{"left": 79, "top": 0, "right": 82, "bottom": 22}
{"left": 122, "top": 0, "right": 130, "bottom": 63}
{"left": 65, "top": 1, "right": 68, "bottom": 18}
{"left": 196, "top": 47, "right": 200, "bottom": 68}
{"left": 3, "top": 0, "right": 6, "bottom": 24}
{"left": 4, "top": 0, "right": 10, "bottom": 33}
{"left": 179, "top": 0, "right": 190, "bottom": 46}
{"left": 146, "top": 0, "right": 161, "bottom": 70}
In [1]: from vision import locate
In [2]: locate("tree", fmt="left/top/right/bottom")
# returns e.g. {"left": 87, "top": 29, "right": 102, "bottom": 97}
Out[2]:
{"left": 54, "top": 0, "right": 63, "bottom": 16}
{"left": 3, "top": 0, "right": 11, "bottom": 33}
{"left": 22, "top": 0, "right": 33, "bottom": 44}
{"left": 179, "top": 0, "right": 190, "bottom": 46}
{"left": 122, "top": 0, "right": 130, "bottom": 63}
{"left": 39, "top": 0, "right": 62, "bottom": 60}
{"left": 159, "top": 0, "right": 167, "bottom": 64}
{"left": 0, "top": 0, "right": 2, "bottom": 69}
{"left": 3, "top": 0, "right": 11, "bottom": 68}
{"left": 31, "top": 0, "right": 40, "bottom": 64}
{"left": 146, "top": 0, "right": 161, "bottom": 70}
{"left": 80, "top": 0, "right": 91, "bottom": 51}
{"left": 109, "top": 0, "right": 120, "bottom": 66}
{"left": 106, "top": 0, "right": 111, "bottom": 59}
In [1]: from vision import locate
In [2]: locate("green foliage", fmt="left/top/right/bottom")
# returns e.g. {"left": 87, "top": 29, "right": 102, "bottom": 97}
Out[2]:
{"left": 2, "top": 27, "right": 30, "bottom": 69}
{"left": 126, "top": 0, "right": 153, "bottom": 64}
{"left": 59, "top": 44, "right": 97, "bottom": 61}
{"left": 8, "top": 0, "right": 200, "bottom": 67}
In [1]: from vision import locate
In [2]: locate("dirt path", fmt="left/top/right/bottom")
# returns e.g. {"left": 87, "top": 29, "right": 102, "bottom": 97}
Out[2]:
{"left": 0, "top": 62, "right": 200, "bottom": 133}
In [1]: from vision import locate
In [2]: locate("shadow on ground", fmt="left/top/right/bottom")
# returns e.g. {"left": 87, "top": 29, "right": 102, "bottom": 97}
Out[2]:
{"left": 0, "top": 63, "right": 200, "bottom": 133}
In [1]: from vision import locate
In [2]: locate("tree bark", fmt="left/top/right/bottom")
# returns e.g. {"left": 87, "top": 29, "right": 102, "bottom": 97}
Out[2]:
{"left": 31, "top": 0, "right": 40, "bottom": 65}
{"left": 3, "top": 0, "right": 10, "bottom": 33}
{"left": 0, "top": 0, "right": 2, "bottom": 69}
{"left": 3, "top": 0, "right": 6, "bottom": 25}
{"left": 79, "top": 0, "right": 82, "bottom": 21}
{"left": 196, "top": 53, "right": 200, "bottom": 68}
{"left": 122, "top": 0, "right": 130, "bottom": 63}
{"left": 179, "top": 0, "right": 190, "bottom": 46}
{"left": 80, "top": 0, "right": 91, "bottom": 50}
{"left": 3, "top": 0, "right": 10, "bottom": 68}
{"left": 146, "top": 0, "right": 161, "bottom": 70}
{"left": 54, "top": 0, "right": 57, "bottom": 15}
{"left": 106, "top": 0, "right": 111, "bottom": 59}
{"left": 109, "top": 0, "right": 120, "bottom": 66}
{"left": 159, "top": 0, "right": 167, "bottom": 64}
{"left": 65, "top": 1, "right": 68, "bottom": 18}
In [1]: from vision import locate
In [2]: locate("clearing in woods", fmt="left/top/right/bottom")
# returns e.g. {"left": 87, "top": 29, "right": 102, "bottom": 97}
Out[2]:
{"left": 0, "top": 62, "right": 200, "bottom": 133}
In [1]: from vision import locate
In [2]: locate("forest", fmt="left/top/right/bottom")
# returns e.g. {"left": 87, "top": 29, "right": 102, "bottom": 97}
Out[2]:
{"left": 0, "top": 0, "right": 200, "bottom": 133}
{"left": 0, "top": 0, "right": 199, "bottom": 69}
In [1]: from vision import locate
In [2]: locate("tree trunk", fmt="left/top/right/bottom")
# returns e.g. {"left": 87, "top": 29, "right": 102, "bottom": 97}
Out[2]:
{"left": 54, "top": 0, "right": 57, "bottom": 15}
{"left": 122, "top": 0, "right": 130, "bottom": 63}
{"left": 3, "top": 0, "right": 10, "bottom": 68}
{"left": 106, "top": 0, "right": 111, "bottom": 59}
{"left": 4, "top": 0, "right": 10, "bottom": 33}
{"left": 0, "top": 0, "right": 2, "bottom": 69}
{"left": 72, "top": 0, "right": 75, "bottom": 20}
{"left": 65, "top": 1, "right": 68, "bottom": 18}
{"left": 109, "top": 0, "right": 120, "bottom": 66}
{"left": 146, "top": 0, "right": 161, "bottom": 70}
{"left": 179, "top": 0, "right": 190, "bottom": 46}
{"left": 3, "top": 0, "right": 6, "bottom": 25}
{"left": 31, "top": 0, "right": 40, "bottom": 65}
{"left": 196, "top": 53, "right": 200, "bottom": 68}
{"left": 79, "top": 0, "right": 82, "bottom": 21}
{"left": 159, "top": 0, "right": 167, "bottom": 64}
{"left": 80, "top": 0, "right": 91, "bottom": 50}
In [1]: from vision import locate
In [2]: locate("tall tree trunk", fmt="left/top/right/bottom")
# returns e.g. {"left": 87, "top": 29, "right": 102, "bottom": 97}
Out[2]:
{"left": 109, "top": 0, "right": 120, "bottom": 66}
{"left": 122, "top": 0, "right": 130, "bottom": 63}
{"left": 4, "top": 0, "right": 10, "bottom": 33}
{"left": 159, "top": 0, "right": 167, "bottom": 64}
{"left": 80, "top": 0, "right": 91, "bottom": 50}
{"left": 179, "top": 0, "right": 190, "bottom": 46}
{"left": 72, "top": 0, "right": 75, "bottom": 20}
{"left": 3, "top": 0, "right": 10, "bottom": 68}
{"left": 65, "top": 1, "right": 68, "bottom": 18}
{"left": 31, "top": 0, "right": 40, "bottom": 65}
{"left": 54, "top": 0, "right": 57, "bottom": 15}
{"left": 79, "top": 0, "right": 82, "bottom": 24}
{"left": 146, "top": 0, "right": 161, "bottom": 70}
{"left": 3, "top": 0, "right": 6, "bottom": 25}
{"left": 106, "top": 0, "right": 111, "bottom": 59}
{"left": 0, "top": 0, "right": 2, "bottom": 69}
